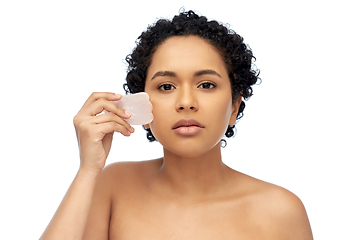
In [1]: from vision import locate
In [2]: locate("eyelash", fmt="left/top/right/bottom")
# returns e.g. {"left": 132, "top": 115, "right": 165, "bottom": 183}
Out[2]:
{"left": 157, "top": 83, "right": 175, "bottom": 91}
{"left": 157, "top": 82, "right": 216, "bottom": 91}
{"left": 198, "top": 81, "right": 216, "bottom": 89}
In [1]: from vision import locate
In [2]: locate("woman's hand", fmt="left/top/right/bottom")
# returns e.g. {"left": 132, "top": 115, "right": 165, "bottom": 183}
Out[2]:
{"left": 73, "top": 92, "right": 134, "bottom": 173}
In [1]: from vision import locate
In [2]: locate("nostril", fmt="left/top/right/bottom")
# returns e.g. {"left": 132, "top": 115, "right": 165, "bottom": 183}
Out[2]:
{"left": 177, "top": 105, "right": 197, "bottom": 111}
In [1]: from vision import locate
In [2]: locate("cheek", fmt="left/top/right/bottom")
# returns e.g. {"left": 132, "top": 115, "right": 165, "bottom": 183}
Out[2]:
{"left": 149, "top": 96, "right": 170, "bottom": 118}
{"left": 147, "top": 97, "right": 172, "bottom": 139}
{"left": 206, "top": 94, "right": 233, "bottom": 119}
{"left": 196, "top": 94, "right": 231, "bottom": 137}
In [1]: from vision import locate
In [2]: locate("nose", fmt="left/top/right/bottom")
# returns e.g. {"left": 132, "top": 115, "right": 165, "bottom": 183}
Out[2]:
{"left": 176, "top": 86, "right": 198, "bottom": 112}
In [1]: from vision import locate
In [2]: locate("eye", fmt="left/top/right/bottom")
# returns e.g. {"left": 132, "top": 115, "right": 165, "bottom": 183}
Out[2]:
{"left": 158, "top": 83, "right": 175, "bottom": 91}
{"left": 198, "top": 82, "right": 216, "bottom": 89}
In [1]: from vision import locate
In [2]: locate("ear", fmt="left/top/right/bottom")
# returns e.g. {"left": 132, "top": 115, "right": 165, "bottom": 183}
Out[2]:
{"left": 144, "top": 123, "right": 150, "bottom": 129}
{"left": 229, "top": 96, "right": 242, "bottom": 126}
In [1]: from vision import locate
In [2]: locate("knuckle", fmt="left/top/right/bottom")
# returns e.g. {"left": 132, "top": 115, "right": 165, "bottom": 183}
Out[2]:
{"left": 90, "top": 92, "right": 105, "bottom": 102}
{"left": 121, "top": 124, "right": 130, "bottom": 132}
{"left": 78, "top": 121, "right": 90, "bottom": 133}
{"left": 91, "top": 92, "right": 112, "bottom": 101}
{"left": 90, "top": 92, "right": 100, "bottom": 98}
{"left": 73, "top": 114, "right": 82, "bottom": 127}
{"left": 97, "top": 97, "right": 108, "bottom": 105}
{"left": 105, "top": 111, "right": 115, "bottom": 119}
{"left": 73, "top": 115, "right": 78, "bottom": 125}
{"left": 111, "top": 113, "right": 118, "bottom": 120}
{"left": 78, "top": 121, "right": 85, "bottom": 131}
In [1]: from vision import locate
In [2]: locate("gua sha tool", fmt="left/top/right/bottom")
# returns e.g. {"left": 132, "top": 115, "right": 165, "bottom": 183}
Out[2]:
{"left": 111, "top": 92, "right": 153, "bottom": 125}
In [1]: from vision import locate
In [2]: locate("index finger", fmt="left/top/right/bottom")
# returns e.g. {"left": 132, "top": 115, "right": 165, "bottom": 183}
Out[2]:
{"left": 81, "top": 92, "right": 122, "bottom": 110}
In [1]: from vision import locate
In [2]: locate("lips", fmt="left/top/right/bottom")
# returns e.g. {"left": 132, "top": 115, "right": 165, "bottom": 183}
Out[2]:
{"left": 172, "top": 119, "right": 204, "bottom": 129}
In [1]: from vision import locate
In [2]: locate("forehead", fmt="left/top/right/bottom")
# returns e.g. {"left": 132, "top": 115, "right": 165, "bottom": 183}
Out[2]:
{"left": 147, "top": 36, "right": 228, "bottom": 77}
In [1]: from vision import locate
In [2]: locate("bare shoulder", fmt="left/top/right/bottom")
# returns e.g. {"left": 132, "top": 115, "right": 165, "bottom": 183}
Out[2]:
{"left": 99, "top": 158, "right": 162, "bottom": 189}
{"left": 234, "top": 173, "right": 313, "bottom": 239}
{"left": 83, "top": 160, "right": 162, "bottom": 239}
{"left": 103, "top": 158, "right": 162, "bottom": 175}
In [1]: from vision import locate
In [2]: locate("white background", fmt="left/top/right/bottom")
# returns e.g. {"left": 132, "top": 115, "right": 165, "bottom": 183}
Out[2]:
{"left": 1, "top": 0, "right": 359, "bottom": 239}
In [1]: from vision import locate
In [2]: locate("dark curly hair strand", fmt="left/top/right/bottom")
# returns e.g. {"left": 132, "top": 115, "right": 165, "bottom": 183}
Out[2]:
{"left": 123, "top": 10, "right": 260, "bottom": 142}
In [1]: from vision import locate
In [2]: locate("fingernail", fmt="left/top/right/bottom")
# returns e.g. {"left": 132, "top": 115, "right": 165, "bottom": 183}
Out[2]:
{"left": 125, "top": 111, "right": 131, "bottom": 117}
{"left": 115, "top": 93, "right": 122, "bottom": 98}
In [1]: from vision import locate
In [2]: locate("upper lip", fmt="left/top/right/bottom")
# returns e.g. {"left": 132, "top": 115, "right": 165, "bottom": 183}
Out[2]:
{"left": 172, "top": 119, "right": 204, "bottom": 129}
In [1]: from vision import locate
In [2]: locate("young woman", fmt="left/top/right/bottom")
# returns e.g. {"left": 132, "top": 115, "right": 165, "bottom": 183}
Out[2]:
{"left": 40, "top": 11, "right": 313, "bottom": 240}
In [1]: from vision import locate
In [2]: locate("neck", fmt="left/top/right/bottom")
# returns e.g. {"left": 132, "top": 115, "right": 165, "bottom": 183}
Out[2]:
{"left": 156, "top": 141, "right": 233, "bottom": 202}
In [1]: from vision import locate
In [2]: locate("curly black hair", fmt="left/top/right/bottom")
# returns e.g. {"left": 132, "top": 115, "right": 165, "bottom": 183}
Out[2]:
{"left": 124, "top": 10, "right": 260, "bottom": 142}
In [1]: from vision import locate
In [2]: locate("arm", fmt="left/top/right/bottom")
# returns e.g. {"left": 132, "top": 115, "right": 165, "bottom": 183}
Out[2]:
{"left": 40, "top": 92, "right": 134, "bottom": 240}
{"left": 282, "top": 195, "right": 313, "bottom": 240}
{"left": 270, "top": 187, "right": 313, "bottom": 240}
{"left": 40, "top": 168, "right": 100, "bottom": 240}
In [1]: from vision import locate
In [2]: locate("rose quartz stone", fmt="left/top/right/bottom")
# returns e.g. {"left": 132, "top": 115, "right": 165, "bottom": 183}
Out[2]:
{"left": 111, "top": 92, "right": 153, "bottom": 125}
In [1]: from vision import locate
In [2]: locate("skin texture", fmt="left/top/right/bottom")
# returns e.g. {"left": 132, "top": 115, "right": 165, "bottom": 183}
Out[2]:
{"left": 41, "top": 36, "right": 313, "bottom": 240}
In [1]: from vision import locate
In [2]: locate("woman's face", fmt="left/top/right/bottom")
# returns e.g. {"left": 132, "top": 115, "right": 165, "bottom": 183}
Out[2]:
{"left": 144, "top": 36, "right": 240, "bottom": 158}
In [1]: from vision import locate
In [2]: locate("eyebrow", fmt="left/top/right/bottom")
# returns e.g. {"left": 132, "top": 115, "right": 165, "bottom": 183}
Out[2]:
{"left": 151, "top": 71, "right": 176, "bottom": 80}
{"left": 151, "top": 69, "right": 222, "bottom": 80}
{"left": 194, "top": 69, "right": 222, "bottom": 78}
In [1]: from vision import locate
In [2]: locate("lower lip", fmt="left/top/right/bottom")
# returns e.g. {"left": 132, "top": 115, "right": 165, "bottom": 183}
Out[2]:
{"left": 173, "top": 126, "right": 203, "bottom": 136}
